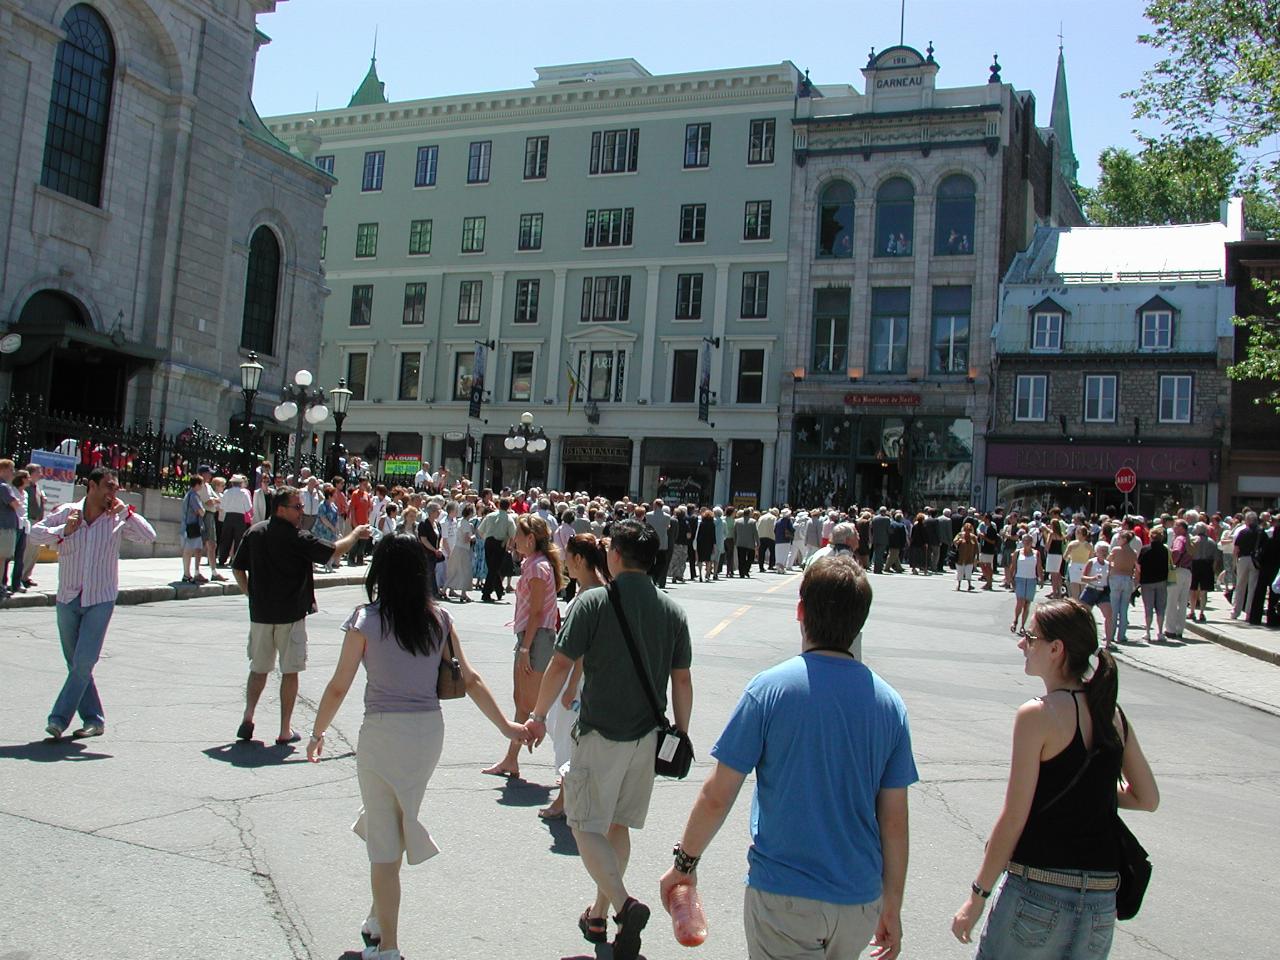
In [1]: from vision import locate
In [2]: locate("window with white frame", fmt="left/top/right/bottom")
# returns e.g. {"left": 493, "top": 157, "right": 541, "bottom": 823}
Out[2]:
{"left": 361, "top": 151, "right": 384, "bottom": 192}
{"left": 584, "top": 208, "right": 633, "bottom": 247}
{"left": 589, "top": 128, "right": 639, "bottom": 175}
{"left": 580, "top": 276, "right": 631, "bottom": 323}
{"left": 869, "top": 287, "right": 909, "bottom": 374}
{"left": 461, "top": 216, "right": 485, "bottom": 253}
{"left": 1141, "top": 310, "right": 1173, "bottom": 350}
{"left": 574, "top": 349, "right": 627, "bottom": 402}
{"left": 1032, "top": 312, "right": 1063, "bottom": 351}
{"left": 741, "top": 271, "right": 769, "bottom": 319}
{"left": 930, "top": 286, "right": 971, "bottom": 374}
{"left": 514, "top": 279, "right": 540, "bottom": 323}
{"left": 748, "top": 118, "right": 775, "bottom": 164}
{"left": 414, "top": 145, "right": 437, "bottom": 187}
{"left": 457, "top": 280, "right": 482, "bottom": 323}
{"left": 1158, "top": 375, "right": 1192, "bottom": 423}
{"left": 675, "top": 274, "right": 703, "bottom": 320}
{"left": 518, "top": 213, "right": 543, "bottom": 251}
{"left": 1084, "top": 374, "right": 1117, "bottom": 422}
{"left": 678, "top": 204, "right": 706, "bottom": 243}
{"left": 1015, "top": 374, "right": 1048, "bottom": 421}
{"left": 355, "top": 222, "right": 378, "bottom": 258}
{"left": 408, "top": 219, "right": 432, "bottom": 255}
{"left": 736, "top": 348, "right": 765, "bottom": 403}
{"left": 684, "top": 123, "right": 711, "bottom": 168}
{"left": 509, "top": 351, "right": 534, "bottom": 401}
{"left": 466, "top": 140, "right": 491, "bottom": 183}
{"left": 398, "top": 352, "right": 421, "bottom": 401}
{"left": 743, "top": 200, "right": 772, "bottom": 240}
{"left": 811, "top": 288, "right": 849, "bottom": 373}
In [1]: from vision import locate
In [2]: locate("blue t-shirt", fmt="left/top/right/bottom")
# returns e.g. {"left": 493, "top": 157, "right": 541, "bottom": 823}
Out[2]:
{"left": 711, "top": 651, "right": 918, "bottom": 905}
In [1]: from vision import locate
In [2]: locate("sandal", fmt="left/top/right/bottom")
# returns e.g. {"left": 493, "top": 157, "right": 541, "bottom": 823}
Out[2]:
{"left": 578, "top": 906, "right": 607, "bottom": 944}
{"left": 612, "top": 897, "right": 650, "bottom": 960}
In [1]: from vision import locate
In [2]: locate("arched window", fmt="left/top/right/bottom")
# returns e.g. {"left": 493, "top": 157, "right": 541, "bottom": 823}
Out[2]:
{"left": 41, "top": 5, "right": 115, "bottom": 207}
{"left": 935, "top": 174, "right": 976, "bottom": 255}
{"left": 817, "top": 180, "right": 855, "bottom": 258}
{"left": 874, "top": 177, "right": 914, "bottom": 257}
{"left": 241, "top": 227, "right": 281, "bottom": 354}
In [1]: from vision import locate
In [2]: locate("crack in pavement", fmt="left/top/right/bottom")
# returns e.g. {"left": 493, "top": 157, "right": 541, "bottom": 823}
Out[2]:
{"left": 1114, "top": 926, "right": 1184, "bottom": 960}
{"left": 913, "top": 781, "right": 985, "bottom": 843}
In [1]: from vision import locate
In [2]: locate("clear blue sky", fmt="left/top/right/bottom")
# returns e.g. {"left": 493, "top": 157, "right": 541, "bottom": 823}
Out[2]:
{"left": 251, "top": 0, "right": 1165, "bottom": 187}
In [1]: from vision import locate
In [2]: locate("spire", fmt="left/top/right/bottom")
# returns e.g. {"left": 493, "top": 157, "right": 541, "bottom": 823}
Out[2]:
{"left": 348, "top": 33, "right": 387, "bottom": 108}
{"left": 1050, "top": 43, "right": 1078, "bottom": 183}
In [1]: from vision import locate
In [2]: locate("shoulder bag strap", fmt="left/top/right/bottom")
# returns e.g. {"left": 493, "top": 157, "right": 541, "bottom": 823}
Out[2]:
{"left": 606, "top": 581, "right": 666, "bottom": 728}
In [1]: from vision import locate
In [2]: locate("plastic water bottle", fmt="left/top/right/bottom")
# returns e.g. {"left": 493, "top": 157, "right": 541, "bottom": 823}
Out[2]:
{"left": 668, "top": 884, "right": 708, "bottom": 947}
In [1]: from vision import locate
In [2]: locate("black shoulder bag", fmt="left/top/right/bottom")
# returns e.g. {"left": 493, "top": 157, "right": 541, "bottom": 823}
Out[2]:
{"left": 1038, "top": 706, "right": 1152, "bottom": 921}
{"left": 605, "top": 581, "right": 695, "bottom": 779}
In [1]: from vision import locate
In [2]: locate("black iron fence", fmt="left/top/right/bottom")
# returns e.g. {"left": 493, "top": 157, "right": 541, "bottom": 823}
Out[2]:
{"left": 0, "top": 394, "right": 323, "bottom": 496}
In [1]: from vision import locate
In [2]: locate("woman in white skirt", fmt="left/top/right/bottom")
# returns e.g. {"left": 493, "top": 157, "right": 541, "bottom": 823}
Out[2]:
{"left": 308, "top": 534, "right": 526, "bottom": 960}
{"left": 538, "top": 533, "right": 610, "bottom": 820}
{"left": 445, "top": 502, "right": 477, "bottom": 602}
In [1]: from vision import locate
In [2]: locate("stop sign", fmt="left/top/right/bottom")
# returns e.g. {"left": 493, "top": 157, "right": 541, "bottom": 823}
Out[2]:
{"left": 1115, "top": 467, "right": 1137, "bottom": 494}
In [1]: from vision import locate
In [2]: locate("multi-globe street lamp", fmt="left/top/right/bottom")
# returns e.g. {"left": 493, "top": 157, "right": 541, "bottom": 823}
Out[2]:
{"left": 273, "top": 369, "right": 329, "bottom": 477}
{"left": 502, "top": 411, "right": 548, "bottom": 491}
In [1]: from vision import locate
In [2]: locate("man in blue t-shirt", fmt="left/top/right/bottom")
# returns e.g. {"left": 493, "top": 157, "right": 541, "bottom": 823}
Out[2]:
{"left": 660, "top": 554, "right": 917, "bottom": 960}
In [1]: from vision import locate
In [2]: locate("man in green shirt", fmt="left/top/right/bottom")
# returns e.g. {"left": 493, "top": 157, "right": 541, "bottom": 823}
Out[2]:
{"left": 477, "top": 497, "right": 517, "bottom": 602}
{"left": 525, "top": 520, "right": 693, "bottom": 960}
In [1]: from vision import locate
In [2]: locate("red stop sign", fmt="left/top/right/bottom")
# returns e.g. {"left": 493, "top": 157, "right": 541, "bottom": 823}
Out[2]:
{"left": 1115, "top": 467, "right": 1137, "bottom": 494}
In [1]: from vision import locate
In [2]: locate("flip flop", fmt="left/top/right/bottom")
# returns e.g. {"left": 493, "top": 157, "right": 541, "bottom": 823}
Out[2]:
{"left": 275, "top": 731, "right": 301, "bottom": 746}
{"left": 538, "top": 807, "right": 566, "bottom": 821}
{"left": 236, "top": 721, "right": 255, "bottom": 742}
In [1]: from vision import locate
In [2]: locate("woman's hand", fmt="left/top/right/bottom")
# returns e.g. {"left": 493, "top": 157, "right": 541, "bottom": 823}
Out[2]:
{"left": 306, "top": 734, "right": 324, "bottom": 763}
{"left": 503, "top": 720, "right": 530, "bottom": 743}
{"left": 518, "top": 648, "right": 534, "bottom": 676}
{"left": 561, "top": 687, "right": 577, "bottom": 711}
{"left": 951, "top": 893, "right": 986, "bottom": 944}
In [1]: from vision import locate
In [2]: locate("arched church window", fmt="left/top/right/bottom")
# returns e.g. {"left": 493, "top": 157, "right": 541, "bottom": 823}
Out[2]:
{"left": 874, "top": 177, "right": 915, "bottom": 257}
{"left": 817, "top": 181, "right": 855, "bottom": 258}
{"left": 41, "top": 5, "right": 115, "bottom": 207}
{"left": 934, "top": 174, "right": 976, "bottom": 255}
{"left": 241, "top": 227, "right": 282, "bottom": 354}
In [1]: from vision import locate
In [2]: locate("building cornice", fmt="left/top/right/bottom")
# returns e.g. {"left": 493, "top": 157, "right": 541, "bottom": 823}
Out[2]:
{"left": 795, "top": 102, "right": 1002, "bottom": 127}
{"left": 996, "top": 351, "right": 1220, "bottom": 365}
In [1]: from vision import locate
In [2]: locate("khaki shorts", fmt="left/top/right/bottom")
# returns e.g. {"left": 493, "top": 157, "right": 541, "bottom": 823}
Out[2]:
{"left": 513, "top": 627, "right": 557, "bottom": 673}
{"left": 563, "top": 728, "right": 657, "bottom": 835}
{"left": 247, "top": 619, "right": 308, "bottom": 674}
{"left": 744, "top": 886, "right": 881, "bottom": 960}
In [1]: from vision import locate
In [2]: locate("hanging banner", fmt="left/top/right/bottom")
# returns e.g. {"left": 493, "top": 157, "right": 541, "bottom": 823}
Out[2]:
{"left": 30, "top": 449, "right": 79, "bottom": 510}
{"left": 468, "top": 343, "right": 487, "bottom": 420}
{"left": 697, "top": 340, "right": 712, "bottom": 423}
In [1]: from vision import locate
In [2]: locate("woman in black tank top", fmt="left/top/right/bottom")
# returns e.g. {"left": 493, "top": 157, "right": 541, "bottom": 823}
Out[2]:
{"left": 951, "top": 599, "right": 1159, "bottom": 959}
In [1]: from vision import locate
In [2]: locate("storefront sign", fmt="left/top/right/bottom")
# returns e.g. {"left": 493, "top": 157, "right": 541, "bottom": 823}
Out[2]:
{"left": 732, "top": 493, "right": 759, "bottom": 510}
{"left": 986, "top": 443, "right": 1213, "bottom": 483}
{"left": 844, "top": 392, "right": 922, "bottom": 407}
{"left": 562, "top": 438, "right": 632, "bottom": 465}
{"left": 384, "top": 455, "right": 421, "bottom": 475}
{"left": 30, "top": 449, "right": 78, "bottom": 510}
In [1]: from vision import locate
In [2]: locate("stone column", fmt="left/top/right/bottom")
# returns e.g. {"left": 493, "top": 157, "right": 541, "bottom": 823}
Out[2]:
{"left": 761, "top": 439, "right": 776, "bottom": 508}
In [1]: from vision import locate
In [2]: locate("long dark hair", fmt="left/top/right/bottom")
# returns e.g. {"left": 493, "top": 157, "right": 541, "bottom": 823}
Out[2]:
{"left": 365, "top": 534, "right": 443, "bottom": 656}
{"left": 1034, "top": 599, "right": 1122, "bottom": 754}
{"left": 566, "top": 533, "right": 611, "bottom": 584}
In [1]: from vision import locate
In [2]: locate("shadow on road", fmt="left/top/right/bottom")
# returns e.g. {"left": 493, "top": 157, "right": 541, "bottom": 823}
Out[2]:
{"left": 545, "top": 816, "right": 579, "bottom": 857}
{"left": 494, "top": 778, "right": 552, "bottom": 807}
{"left": 201, "top": 741, "right": 327, "bottom": 767}
{"left": 0, "top": 739, "right": 112, "bottom": 762}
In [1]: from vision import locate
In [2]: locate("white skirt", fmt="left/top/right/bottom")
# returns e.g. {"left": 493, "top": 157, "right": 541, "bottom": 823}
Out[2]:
{"left": 545, "top": 676, "right": 583, "bottom": 776}
{"left": 353, "top": 710, "right": 444, "bottom": 864}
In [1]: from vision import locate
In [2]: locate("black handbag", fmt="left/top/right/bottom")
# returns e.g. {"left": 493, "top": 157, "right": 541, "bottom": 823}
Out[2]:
{"left": 185, "top": 520, "right": 201, "bottom": 539}
{"left": 605, "top": 581, "right": 694, "bottom": 779}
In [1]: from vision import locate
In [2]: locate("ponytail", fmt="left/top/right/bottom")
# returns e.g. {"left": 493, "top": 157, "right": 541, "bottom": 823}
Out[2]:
{"left": 1085, "top": 646, "right": 1123, "bottom": 753}
{"left": 1037, "top": 598, "right": 1124, "bottom": 755}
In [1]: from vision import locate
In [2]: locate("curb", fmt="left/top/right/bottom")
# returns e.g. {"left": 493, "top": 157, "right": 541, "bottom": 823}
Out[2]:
{"left": 1112, "top": 647, "right": 1280, "bottom": 719}
{"left": 1183, "top": 621, "right": 1280, "bottom": 667}
{"left": 1, "top": 572, "right": 367, "bottom": 610}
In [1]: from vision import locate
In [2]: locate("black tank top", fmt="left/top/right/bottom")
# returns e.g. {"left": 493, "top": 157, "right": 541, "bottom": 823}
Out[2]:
{"left": 1011, "top": 691, "right": 1123, "bottom": 872}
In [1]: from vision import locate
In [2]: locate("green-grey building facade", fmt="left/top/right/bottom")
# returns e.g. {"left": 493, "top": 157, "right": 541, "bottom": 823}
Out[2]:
{"left": 266, "top": 58, "right": 800, "bottom": 504}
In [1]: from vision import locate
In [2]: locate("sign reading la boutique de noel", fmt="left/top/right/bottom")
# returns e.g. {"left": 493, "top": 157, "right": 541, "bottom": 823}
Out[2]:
{"left": 844, "top": 392, "right": 922, "bottom": 407}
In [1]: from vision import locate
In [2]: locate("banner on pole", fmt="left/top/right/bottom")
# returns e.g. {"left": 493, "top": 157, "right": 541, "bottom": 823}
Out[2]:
{"left": 468, "top": 344, "right": 487, "bottom": 419}
{"left": 697, "top": 340, "right": 712, "bottom": 423}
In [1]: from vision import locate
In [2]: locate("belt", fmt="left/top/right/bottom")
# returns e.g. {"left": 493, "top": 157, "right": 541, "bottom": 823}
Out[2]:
{"left": 1006, "top": 862, "right": 1119, "bottom": 892}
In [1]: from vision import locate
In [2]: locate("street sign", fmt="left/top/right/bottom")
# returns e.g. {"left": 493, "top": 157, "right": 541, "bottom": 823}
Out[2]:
{"left": 1114, "top": 466, "right": 1137, "bottom": 494}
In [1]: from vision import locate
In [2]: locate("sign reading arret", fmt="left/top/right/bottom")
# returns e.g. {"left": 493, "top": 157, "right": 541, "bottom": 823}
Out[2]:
{"left": 1114, "top": 467, "right": 1138, "bottom": 494}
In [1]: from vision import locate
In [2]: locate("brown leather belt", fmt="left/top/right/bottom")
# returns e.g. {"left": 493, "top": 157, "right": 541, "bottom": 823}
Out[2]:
{"left": 1006, "top": 862, "right": 1120, "bottom": 892}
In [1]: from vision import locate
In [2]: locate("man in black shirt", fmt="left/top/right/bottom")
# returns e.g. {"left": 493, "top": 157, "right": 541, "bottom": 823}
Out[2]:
{"left": 416, "top": 501, "right": 446, "bottom": 600}
{"left": 232, "top": 486, "right": 370, "bottom": 745}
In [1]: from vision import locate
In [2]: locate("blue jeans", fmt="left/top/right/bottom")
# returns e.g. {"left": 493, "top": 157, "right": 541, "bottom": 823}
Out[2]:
{"left": 48, "top": 595, "right": 116, "bottom": 729}
{"left": 976, "top": 873, "right": 1116, "bottom": 960}
{"left": 1109, "top": 575, "right": 1134, "bottom": 640}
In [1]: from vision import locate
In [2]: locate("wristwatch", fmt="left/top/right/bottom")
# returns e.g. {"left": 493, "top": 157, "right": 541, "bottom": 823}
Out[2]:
{"left": 529, "top": 713, "right": 547, "bottom": 724}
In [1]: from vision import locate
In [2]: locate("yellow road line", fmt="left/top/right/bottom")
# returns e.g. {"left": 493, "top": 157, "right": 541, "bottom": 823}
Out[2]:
{"left": 705, "top": 603, "right": 753, "bottom": 639}
{"left": 764, "top": 574, "right": 801, "bottom": 595}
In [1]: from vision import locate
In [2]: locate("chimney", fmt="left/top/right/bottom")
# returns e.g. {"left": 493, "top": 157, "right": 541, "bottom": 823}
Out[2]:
{"left": 1220, "top": 196, "right": 1244, "bottom": 240}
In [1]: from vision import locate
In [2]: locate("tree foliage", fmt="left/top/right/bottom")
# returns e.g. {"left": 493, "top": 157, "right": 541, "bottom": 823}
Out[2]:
{"left": 1229, "top": 281, "right": 1280, "bottom": 413}
{"left": 1130, "top": 0, "right": 1280, "bottom": 191}
{"left": 1081, "top": 136, "right": 1239, "bottom": 226}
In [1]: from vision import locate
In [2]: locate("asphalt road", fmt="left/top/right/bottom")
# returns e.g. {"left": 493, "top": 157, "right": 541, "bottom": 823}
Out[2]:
{"left": 1, "top": 567, "right": 1275, "bottom": 960}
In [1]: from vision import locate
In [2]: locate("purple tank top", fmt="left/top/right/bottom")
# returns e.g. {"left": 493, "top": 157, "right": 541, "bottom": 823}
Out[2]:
{"left": 342, "top": 603, "right": 451, "bottom": 714}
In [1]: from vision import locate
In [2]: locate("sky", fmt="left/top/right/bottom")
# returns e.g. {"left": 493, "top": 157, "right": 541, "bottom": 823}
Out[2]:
{"left": 251, "top": 0, "right": 1167, "bottom": 188}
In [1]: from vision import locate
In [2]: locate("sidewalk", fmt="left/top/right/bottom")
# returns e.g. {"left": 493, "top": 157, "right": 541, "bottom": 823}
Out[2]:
{"left": 1, "top": 556, "right": 366, "bottom": 609}
{"left": 1186, "top": 613, "right": 1280, "bottom": 666}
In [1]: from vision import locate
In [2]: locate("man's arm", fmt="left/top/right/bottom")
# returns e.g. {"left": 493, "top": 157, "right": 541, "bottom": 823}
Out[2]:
{"left": 29, "top": 504, "right": 72, "bottom": 544}
{"left": 872, "top": 787, "right": 909, "bottom": 960}
{"left": 658, "top": 762, "right": 748, "bottom": 906}
{"left": 330, "top": 524, "right": 372, "bottom": 564}
{"left": 233, "top": 569, "right": 249, "bottom": 594}
{"left": 670, "top": 667, "right": 693, "bottom": 733}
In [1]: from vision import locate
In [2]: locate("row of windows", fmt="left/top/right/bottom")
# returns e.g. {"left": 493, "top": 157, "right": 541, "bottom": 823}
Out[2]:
{"left": 323, "top": 118, "right": 778, "bottom": 194}
{"left": 331, "top": 201, "right": 775, "bottom": 261}
{"left": 810, "top": 286, "right": 972, "bottom": 376}
{"left": 1013, "top": 374, "right": 1195, "bottom": 424}
{"left": 816, "top": 175, "right": 976, "bottom": 259}
{"left": 347, "top": 271, "right": 772, "bottom": 327}
{"left": 1031, "top": 308, "right": 1176, "bottom": 352}
{"left": 341, "top": 344, "right": 768, "bottom": 407}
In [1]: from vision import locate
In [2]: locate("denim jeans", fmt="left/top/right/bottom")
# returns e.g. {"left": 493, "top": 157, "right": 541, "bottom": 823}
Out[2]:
{"left": 1109, "top": 575, "right": 1134, "bottom": 640}
{"left": 872, "top": 544, "right": 887, "bottom": 573}
{"left": 49, "top": 595, "right": 116, "bottom": 729}
{"left": 976, "top": 873, "right": 1117, "bottom": 960}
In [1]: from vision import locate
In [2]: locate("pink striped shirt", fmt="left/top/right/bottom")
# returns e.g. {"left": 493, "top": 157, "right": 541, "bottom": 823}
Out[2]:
{"left": 513, "top": 552, "right": 559, "bottom": 633}
{"left": 30, "top": 499, "right": 157, "bottom": 606}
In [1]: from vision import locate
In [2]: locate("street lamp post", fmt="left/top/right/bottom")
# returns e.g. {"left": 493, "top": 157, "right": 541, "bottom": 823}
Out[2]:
{"left": 273, "top": 369, "right": 329, "bottom": 478}
{"left": 328, "top": 378, "right": 352, "bottom": 479}
{"left": 502, "top": 411, "right": 548, "bottom": 491}
{"left": 239, "top": 352, "right": 264, "bottom": 475}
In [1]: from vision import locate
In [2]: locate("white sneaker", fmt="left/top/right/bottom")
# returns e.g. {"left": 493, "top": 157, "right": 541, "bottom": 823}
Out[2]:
{"left": 361, "top": 947, "right": 400, "bottom": 960}
{"left": 361, "top": 917, "right": 381, "bottom": 948}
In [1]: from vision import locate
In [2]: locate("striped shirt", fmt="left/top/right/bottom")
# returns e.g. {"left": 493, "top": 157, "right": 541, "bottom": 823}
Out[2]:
{"left": 30, "top": 499, "right": 157, "bottom": 606}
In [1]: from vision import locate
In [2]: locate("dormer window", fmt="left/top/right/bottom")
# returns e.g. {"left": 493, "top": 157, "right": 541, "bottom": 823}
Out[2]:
{"left": 1140, "top": 310, "right": 1173, "bottom": 350}
{"left": 1032, "top": 312, "right": 1063, "bottom": 351}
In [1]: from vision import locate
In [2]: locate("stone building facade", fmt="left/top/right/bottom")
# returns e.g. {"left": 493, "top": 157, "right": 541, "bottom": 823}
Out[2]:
{"left": 0, "top": 0, "right": 329, "bottom": 440}
{"left": 780, "top": 44, "right": 1083, "bottom": 511}
{"left": 988, "top": 201, "right": 1244, "bottom": 517}
{"left": 266, "top": 58, "right": 799, "bottom": 504}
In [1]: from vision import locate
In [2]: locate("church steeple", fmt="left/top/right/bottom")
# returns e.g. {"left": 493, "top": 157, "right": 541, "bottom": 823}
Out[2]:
{"left": 348, "top": 34, "right": 387, "bottom": 108}
{"left": 1049, "top": 42, "right": 1078, "bottom": 183}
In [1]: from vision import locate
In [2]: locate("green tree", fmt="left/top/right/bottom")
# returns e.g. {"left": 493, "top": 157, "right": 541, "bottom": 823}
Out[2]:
{"left": 1229, "top": 282, "right": 1280, "bottom": 413}
{"left": 1130, "top": 0, "right": 1280, "bottom": 191}
{"left": 1083, "top": 136, "right": 1239, "bottom": 226}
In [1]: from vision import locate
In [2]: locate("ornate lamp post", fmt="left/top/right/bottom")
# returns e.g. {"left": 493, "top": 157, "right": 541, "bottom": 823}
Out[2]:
{"left": 273, "top": 368, "right": 329, "bottom": 478}
{"left": 327, "top": 378, "right": 352, "bottom": 479}
{"left": 239, "top": 352, "right": 264, "bottom": 474}
{"left": 502, "top": 410, "right": 548, "bottom": 491}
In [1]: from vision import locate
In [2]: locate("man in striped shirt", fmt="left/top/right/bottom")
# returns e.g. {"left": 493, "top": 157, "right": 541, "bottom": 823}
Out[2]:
{"left": 30, "top": 467, "right": 157, "bottom": 740}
